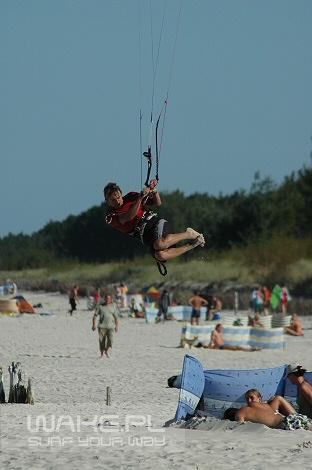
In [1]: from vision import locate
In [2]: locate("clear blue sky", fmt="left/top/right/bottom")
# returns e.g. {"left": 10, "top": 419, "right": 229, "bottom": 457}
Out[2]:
{"left": 1, "top": 0, "right": 312, "bottom": 237}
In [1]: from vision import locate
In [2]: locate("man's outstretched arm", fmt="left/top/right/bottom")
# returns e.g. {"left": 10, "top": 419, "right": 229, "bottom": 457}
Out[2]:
{"left": 146, "top": 179, "right": 161, "bottom": 207}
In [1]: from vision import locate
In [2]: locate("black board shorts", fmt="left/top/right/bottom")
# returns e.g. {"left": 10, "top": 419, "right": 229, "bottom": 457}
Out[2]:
{"left": 142, "top": 217, "right": 171, "bottom": 248}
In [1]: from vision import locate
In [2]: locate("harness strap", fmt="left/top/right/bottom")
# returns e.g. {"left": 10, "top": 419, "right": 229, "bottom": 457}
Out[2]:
{"left": 131, "top": 210, "right": 157, "bottom": 243}
{"left": 156, "top": 260, "right": 167, "bottom": 276}
{"left": 143, "top": 147, "right": 153, "bottom": 187}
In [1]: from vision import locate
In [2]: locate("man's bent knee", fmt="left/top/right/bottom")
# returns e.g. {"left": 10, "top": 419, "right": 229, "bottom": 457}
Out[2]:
{"left": 154, "top": 235, "right": 173, "bottom": 251}
{"left": 154, "top": 250, "right": 168, "bottom": 262}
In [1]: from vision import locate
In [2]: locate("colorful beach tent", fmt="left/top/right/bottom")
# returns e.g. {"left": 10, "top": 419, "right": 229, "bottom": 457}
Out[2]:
{"left": 14, "top": 295, "right": 36, "bottom": 314}
{"left": 141, "top": 285, "right": 160, "bottom": 305}
{"left": 146, "top": 286, "right": 160, "bottom": 298}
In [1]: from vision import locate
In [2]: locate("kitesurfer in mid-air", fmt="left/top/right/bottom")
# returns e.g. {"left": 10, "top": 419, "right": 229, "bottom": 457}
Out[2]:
{"left": 104, "top": 179, "right": 205, "bottom": 267}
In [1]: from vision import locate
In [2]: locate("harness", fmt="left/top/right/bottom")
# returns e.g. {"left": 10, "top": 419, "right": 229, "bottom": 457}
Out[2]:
{"left": 106, "top": 206, "right": 167, "bottom": 277}
{"left": 131, "top": 210, "right": 157, "bottom": 243}
{"left": 132, "top": 210, "right": 168, "bottom": 277}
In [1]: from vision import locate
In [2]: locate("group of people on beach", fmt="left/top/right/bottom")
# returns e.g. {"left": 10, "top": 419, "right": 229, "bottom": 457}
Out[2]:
{"left": 224, "top": 364, "right": 312, "bottom": 431}
{"left": 250, "top": 284, "right": 291, "bottom": 315}
{"left": 187, "top": 292, "right": 223, "bottom": 326}
{"left": 247, "top": 311, "right": 304, "bottom": 336}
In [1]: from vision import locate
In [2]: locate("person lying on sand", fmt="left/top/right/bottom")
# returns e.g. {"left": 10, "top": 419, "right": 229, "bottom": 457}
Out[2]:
{"left": 223, "top": 388, "right": 312, "bottom": 431}
{"left": 287, "top": 364, "right": 312, "bottom": 418}
{"left": 285, "top": 314, "right": 304, "bottom": 336}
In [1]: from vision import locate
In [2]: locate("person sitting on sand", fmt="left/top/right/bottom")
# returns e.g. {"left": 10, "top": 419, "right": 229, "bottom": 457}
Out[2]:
{"left": 223, "top": 388, "right": 312, "bottom": 431}
{"left": 207, "top": 324, "right": 260, "bottom": 351}
{"left": 285, "top": 313, "right": 304, "bottom": 336}
{"left": 208, "top": 323, "right": 225, "bottom": 349}
{"left": 188, "top": 291, "right": 208, "bottom": 325}
{"left": 208, "top": 296, "right": 223, "bottom": 321}
{"left": 92, "top": 294, "right": 120, "bottom": 358}
{"left": 248, "top": 312, "right": 264, "bottom": 328}
{"left": 287, "top": 364, "right": 312, "bottom": 418}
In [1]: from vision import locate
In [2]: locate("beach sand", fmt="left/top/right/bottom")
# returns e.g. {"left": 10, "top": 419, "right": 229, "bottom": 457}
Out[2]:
{"left": 1, "top": 291, "right": 312, "bottom": 469}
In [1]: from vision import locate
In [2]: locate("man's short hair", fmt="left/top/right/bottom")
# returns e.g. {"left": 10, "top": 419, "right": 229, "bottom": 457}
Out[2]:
{"left": 103, "top": 182, "right": 121, "bottom": 201}
{"left": 245, "top": 389, "right": 262, "bottom": 401}
{"left": 223, "top": 407, "right": 238, "bottom": 421}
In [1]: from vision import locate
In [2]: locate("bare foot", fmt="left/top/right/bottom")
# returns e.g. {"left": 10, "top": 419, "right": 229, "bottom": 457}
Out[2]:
{"left": 187, "top": 228, "right": 205, "bottom": 247}
{"left": 191, "top": 236, "right": 205, "bottom": 248}
{"left": 198, "top": 234, "right": 205, "bottom": 247}
{"left": 186, "top": 227, "right": 201, "bottom": 239}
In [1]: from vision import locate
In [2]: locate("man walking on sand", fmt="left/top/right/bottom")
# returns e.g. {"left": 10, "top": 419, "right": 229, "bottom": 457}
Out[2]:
{"left": 188, "top": 291, "right": 208, "bottom": 325}
{"left": 68, "top": 284, "right": 79, "bottom": 315}
{"left": 92, "top": 294, "right": 120, "bottom": 358}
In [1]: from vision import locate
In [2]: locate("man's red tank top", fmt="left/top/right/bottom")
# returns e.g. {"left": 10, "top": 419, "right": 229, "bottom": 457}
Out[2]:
{"left": 105, "top": 192, "right": 146, "bottom": 234}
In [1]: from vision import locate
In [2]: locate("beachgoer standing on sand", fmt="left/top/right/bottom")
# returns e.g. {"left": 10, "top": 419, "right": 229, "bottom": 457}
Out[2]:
{"left": 119, "top": 283, "right": 128, "bottom": 308}
{"left": 94, "top": 288, "right": 101, "bottom": 306}
{"left": 92, "top": 294, "right": 120, "bottom": 358}
{"left": 261, "top": 286, "right": 271, "bottom": 316}
{"left": 68, "top": 285, "right": 79, "bottom": 316}
{"left": 281, "top": 285, "right": 291, "bottom": 315}
{"left": 188, "top": 291, "right": 208, "bottom": 325}
{"left": 271, "top": 284, "right": 282, "bottom": 312}
{"left": 156, "top": 289, "right": 171, "bottom": 322}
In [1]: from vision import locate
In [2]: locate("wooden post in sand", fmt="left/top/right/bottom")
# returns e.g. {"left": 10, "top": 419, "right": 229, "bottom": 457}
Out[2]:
{"left": 8, "top": 362, "right": 15, "bottom": 403}
{"left": 7, "top": 362, "right": 30, "bottom": 403}
{"left": 234, "top": 291, "right": 239, "bottom": 314}
{"left": 26, "top": 378, "right": 34, "bottom": 405}
{"left": 16, "top": 367, "right": 27, "bottom": 404}
{"left": 106, "top": 386, "right": 111, "bottom": 406}
{"left": 0, "top": 367, "right": 5, "bottom": 403}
